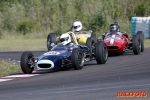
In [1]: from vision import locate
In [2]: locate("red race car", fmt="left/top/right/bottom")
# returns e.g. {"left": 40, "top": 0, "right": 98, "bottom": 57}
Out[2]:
{"left": 102, "top": 31, "right": 144, "bottom": 55}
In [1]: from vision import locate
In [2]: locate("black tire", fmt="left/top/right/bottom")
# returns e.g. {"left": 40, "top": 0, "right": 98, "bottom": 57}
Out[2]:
{"left": 132, "top": 35, "right": 140, "bottom": 55}
{"left": 20, "top": 52, "right": 35, "bottom": 74}
{"left": 91, "top": 33, "right": 98, "bottom": 43}
{"left": 47, "top": 33, "right": 56, "bottom": 51}
{"left": 71, "top": 48, "right": 84, "bottom": 70}
{"left": 86, "top": 37, "right": 95, "bottom": 49}
{"left": 48, "top": 46, "right": 53, "bottom": 51}
{"left": 95, "top": 41, "right": 108, "bottom": 64}
{"left": 137, "top": 31, "right": 144, "bottom": 52}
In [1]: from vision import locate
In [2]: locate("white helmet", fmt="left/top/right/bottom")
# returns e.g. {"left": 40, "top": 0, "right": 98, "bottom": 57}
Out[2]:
{"left": 59, "top": 33, "right": 71, "bottom": 45}
{"left": 72, "top": 20, "right": 83, "bottom": 32}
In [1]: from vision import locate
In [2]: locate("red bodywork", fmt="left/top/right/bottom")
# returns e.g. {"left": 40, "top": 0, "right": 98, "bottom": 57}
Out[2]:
{"left": 103, "top": 32, "right": 129, "bottom": 53}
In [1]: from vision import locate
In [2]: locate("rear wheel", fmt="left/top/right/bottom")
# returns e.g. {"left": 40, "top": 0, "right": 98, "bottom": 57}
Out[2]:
{"left": 71, "top": 48, "right": 84, "bottom": 70}
{"left": 137, "top": 31, "right": 144, "bottom": 52}
{"left": 86, "top": 37, "right": 95, "bottom": 49}
{"left": 132, "top": 35, "right": 140, "bottom": 55}
{"left": 47, "top": 33, "right": 56, "bottom": 51}
{"left": 86, "top": 37, "right": 95, "bottom": 57}
{"left": 20, "top": 52, "right": 35, "bottom": 74}
{"left": 95, "top": 41, "right": 108, "bottom": 64}
{"left": 91, "top": 33, "right": 98, "bottom": 43}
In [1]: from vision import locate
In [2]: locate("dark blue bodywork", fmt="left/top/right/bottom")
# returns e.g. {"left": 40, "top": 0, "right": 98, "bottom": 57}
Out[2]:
{"left": 36, "top": 43, "right": 89, "bottom": 70}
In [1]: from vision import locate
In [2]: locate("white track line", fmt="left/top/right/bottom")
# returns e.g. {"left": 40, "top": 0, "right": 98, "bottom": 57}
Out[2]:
{"left": 2, "top": 74, "right": 39, "bottom": 78}
{"left": 0, "top": 79, "right": 13, "bottom": 82}
{"left": 0, "top": 74, "right": 39, "bottom": 83}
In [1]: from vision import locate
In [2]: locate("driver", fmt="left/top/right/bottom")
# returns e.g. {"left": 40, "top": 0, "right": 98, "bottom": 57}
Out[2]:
{"left": 59, "top": 33, "right": 72, "bottom": 45}
{"left": 111, "top": 21, "right": 120, "bottom": 32}
{"left": 71, "top": 20, "right": 83, "bottom": 34}
{"left": 111, "top": 21, "right": 129, "bottom": 40}
{"left": 103, "top": 21, "right": 129, "bottom": 40}
{"left": 59, "top": 33, "right": 78, "bottom": 50}
{"left": 102, "top": 22, "right": 119, "bottom": 39}
{"left": 110, "top": 23, "right": 119, "bottom": 32}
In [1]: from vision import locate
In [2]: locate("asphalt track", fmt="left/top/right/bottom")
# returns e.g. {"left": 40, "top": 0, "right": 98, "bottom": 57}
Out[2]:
{"left": 0, "top": 48, "right": 150, "bottom": 100}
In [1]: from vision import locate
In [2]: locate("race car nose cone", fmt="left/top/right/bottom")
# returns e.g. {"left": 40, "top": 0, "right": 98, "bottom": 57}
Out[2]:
{"left": 36, "top": 59, "right": 54, "bottom": 70}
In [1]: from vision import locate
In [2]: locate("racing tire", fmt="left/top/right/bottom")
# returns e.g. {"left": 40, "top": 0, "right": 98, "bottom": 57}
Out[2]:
{"left": 71, "top": 48, "right": 84, "bottom": 70}
{"left": 47, "top": 33, "right": 56, "bottom": 51}
{"left": 48, "top": 46, "right": 53, "bottom": 51}
{"left": 137, "top": 31, "right": 144, "bottom": 52}
{"left": 132, "top": 35, "right": 140, "bottom": 55}
{"left": 86, "top": 37, "right": 95, "bottom": 49}
{"left": 95, "top": 41, "right": 108, "bottom": 64}
{"left": 91, "top": 33, "right": 98, "bottom": 43}
{"left": 20, "top": 52, "right": 34, "bottom": 74}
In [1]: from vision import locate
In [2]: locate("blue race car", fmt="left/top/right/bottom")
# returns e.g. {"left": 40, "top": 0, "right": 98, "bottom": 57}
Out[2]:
{"left": 20, "top": 32, "right": 108, "bottom": 74}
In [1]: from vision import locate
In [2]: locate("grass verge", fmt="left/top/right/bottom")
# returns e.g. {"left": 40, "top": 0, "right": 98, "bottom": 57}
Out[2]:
{"left": 0, "top": 59, "right": 20, "bottom": 76}
{"left": 0, "top": 38, "right": 150, "bottom": 52}
{"left": 144, "top": 39, "right": 150, "bottom": 47}
{"left": 0, "top": 38, "right": 47, "bottom": 52}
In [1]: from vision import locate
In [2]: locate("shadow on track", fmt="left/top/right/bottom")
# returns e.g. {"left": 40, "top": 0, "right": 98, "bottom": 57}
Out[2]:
{"left": 108, "top": 50, "right": 140, "bottom": 57}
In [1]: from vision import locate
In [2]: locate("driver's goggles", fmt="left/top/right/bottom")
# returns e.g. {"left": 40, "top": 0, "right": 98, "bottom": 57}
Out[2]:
{"left": 60, "top": 37, "right": 69, "bottom": 42}
{"left": 73, "top": 25, "right": 80, "bottom": 29}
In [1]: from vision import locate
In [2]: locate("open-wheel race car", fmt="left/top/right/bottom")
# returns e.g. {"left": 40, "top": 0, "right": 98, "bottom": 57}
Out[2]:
{"left": 47, "top": 30, "right": 98, "bottom": 51}
{"left": 102, "top": 31, "right": 144, "bottom": 55}
{"left": 20, "top": 32, "right": 108, "bottom": 74}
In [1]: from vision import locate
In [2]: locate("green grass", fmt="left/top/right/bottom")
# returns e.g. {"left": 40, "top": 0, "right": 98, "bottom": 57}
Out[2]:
{"left": 0, "top": 38, "right": 150, "bottom": 52}
{"left": 0, "top": 59, "right": 20, "bottom": 76}
{"left": 0, "top": 38, "right": 47, "bottom": 52}
{"left": 144, "top": 39, "right": 150, "bottom": 47}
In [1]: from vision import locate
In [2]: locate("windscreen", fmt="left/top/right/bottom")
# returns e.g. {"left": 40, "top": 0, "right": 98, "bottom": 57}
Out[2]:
{"left": 51, "top": 45, "right": 69, "bottom": 51}
{"left": 106, "top": 32, "right": 122, "bottom": 36}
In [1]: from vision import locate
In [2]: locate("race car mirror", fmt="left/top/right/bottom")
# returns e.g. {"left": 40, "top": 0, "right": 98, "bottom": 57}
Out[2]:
{"left": 89, "top": 30, "right": 93, "bottom": 33}
{"left": 51, "top": 43, "right": 55, "bottom": 46}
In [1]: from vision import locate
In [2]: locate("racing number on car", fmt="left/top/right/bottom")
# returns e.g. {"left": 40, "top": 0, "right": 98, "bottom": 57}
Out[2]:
{"left": 44, "top": 51, "right": 60, "bottom": 55}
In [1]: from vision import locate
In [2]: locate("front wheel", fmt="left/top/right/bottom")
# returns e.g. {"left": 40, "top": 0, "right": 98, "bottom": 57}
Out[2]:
{"left": 71, "top": 48, "right": 84, "bottom": 70}
{"left": 20, "top": 52, "right": 35, "bottom": 74}
{"left": 95, "top": 41, "right": 108, "bottom": 64}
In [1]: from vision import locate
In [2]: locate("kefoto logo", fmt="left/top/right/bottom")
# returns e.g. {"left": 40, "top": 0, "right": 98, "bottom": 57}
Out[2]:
{"left": 117, "top": 92, "right": 148, "bottom": 98}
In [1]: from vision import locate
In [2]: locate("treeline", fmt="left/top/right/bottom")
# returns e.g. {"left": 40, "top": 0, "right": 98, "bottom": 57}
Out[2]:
{"left": 0, "top": 0, "right": 149, "bottom": 36}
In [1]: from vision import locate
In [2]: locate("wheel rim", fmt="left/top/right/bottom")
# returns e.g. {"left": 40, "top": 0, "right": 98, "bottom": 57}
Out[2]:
{"left": 27, "top": 55, "right": 34, "bottom": 69}
{"left": 77, "top": 52, "right": 84, "bottom": 66}
{"left": 91, "top": 41, "right": 95, "bottom": 52}
{"left": 84, "top": 57, "right": 90, "bottom": 62}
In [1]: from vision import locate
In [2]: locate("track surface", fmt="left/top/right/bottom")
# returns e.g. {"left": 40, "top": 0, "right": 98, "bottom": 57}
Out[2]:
{"left": 0, "top": 49, "right": 150, "bottom": 100}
